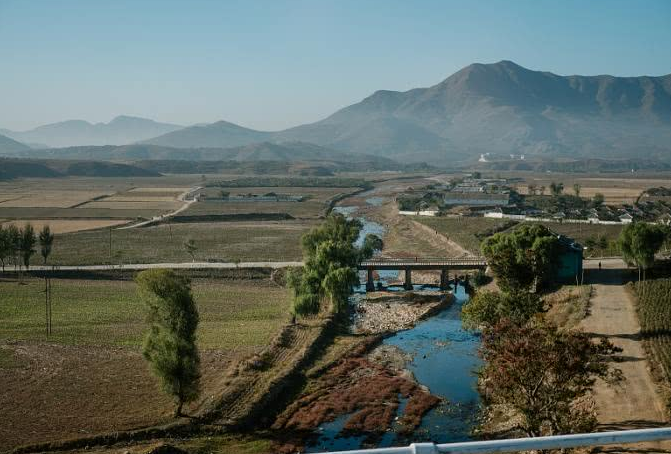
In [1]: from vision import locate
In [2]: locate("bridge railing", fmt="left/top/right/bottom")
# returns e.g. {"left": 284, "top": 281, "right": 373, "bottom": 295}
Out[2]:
{"left": 319, "top": 427, "right": 671, "bottom": 454}
{"left": 359, "top": 257, "right": 487, "bottom": 266}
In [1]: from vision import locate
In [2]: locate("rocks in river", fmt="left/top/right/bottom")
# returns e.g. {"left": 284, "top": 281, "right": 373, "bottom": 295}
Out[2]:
{"left": 351, "top": 291, "right": 450, "bottom": 334}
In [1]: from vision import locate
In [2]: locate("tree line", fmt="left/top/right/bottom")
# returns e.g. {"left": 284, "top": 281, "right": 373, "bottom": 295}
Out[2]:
{"left": 0, "top": 223, "right": 54, "bottom": 272}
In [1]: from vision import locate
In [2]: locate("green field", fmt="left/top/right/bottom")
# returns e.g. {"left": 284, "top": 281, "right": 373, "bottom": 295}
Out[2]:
{"left": 415, "top": 216, "right": 515, "bottom": 254}
{"left": 0, "top": 277, "right": 290, "bottom": 351}
{"left": 416, "top": 216, "right": 622, "bottom": 257}
{"left": 634, "top": 278, "right": 671, "bottom": 396}
{"left": 47, "top": 221, "right": 311, "bottom": 265}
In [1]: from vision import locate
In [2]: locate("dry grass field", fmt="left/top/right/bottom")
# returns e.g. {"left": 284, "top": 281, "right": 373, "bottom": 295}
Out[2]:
{"left": 0, "top": 190, "right": 113, "bottom": 208}
{"left": 0, "top": 218, "right": 131, "bottom": 234}
{"left": 48, "top": 220, "right": 312, "bottom": 265}
{"left": 77, "top": 200, "right": 184, "bottom": 211}
{"left": 0, "top": 276, "right": 290, "bottom": 450}
{"left": 515, "top": 184, "right": 642, "bottom": 204}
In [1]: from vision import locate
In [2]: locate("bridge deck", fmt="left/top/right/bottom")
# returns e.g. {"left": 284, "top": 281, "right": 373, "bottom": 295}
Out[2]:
{"left": 358, "top": 257, "right": 487, "bottom": 270}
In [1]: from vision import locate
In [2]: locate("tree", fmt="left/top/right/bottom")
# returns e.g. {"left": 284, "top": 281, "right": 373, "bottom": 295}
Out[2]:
{"left": 137, "top": 269, "right": 200, "bottom": 417}
{"left": 592, "top": 193, "right": 605, "bottom": 207}
{"left": 6, "top": 224, "right": 20, "bottom": 269}
{"left": 461, "top": 290, "right": 543, "bottom": 330}
{"left": 527, "top": 184, "right": 537, "bottom": 196}
{"left": 0, "top": 226, "right": 10, "bottom": 272}
{"left": 183, "top": 238, "right": 197, "bottom": 262}
{"left": 480, "top": 319, "right": 622, "bottom": 437}
{"left": 573, "top": 183, "right": 581, "bottom": 197}
{"left": 39, "top": 225, "right": 54, "bottom": 265}
{"left": 289, "top": 213, "right": 368, "bottom": 317}
{"left": 481, "top": 224, "right": 560, "bottom": 292}
{"left": 19, "top": 223, "right": 36, "bottom": 270}
{"left": 360, "top": 234, "right": 383, "bottom": 260}
{"left": 619, "top": 222, "right": 666, "bottom": 281}
{"left": 550, "top": 182, "right": 564, "bottom": 197}
{"left": 539, "top": 185, "right": 546, "bottom": 196}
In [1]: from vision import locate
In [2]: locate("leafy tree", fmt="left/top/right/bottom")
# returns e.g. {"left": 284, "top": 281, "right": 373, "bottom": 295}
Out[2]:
{"left": 183, "top": 238, "right": 197, "bottom": 262}
{"left": 289, "top": 213, "right": 372, "bottom": 317}
{"left": 481, "top": 224, "right": 560, "bottom": 292}
{"left": 550, "top": 182, "right": 564, "bottom": 196}
{"left": 136, "top": 269, "right": 200, "bottom": 417}
{"left": 480, "top": 319, "right": 622, "bottom": 437}
{"left": 573, "top": 183, "right": 581, "bottom": 197}
{"left": 39, "top": 225, "right": 54, "bottom": 265}
{"left": 19, "top": 223, "right": 36, "bottom": 270}
{"left": 592, "top": 193, "right": 605, "bottom": 207}
{"left": 6, "top": 224, "right": 20, "bottom": 269}
{"left": 539, "top": 185, "right": 546, "bottom": 196}
{"left": 527, "top": 184, "right": 537, "bottom": 196}
{"left": 462, "top": 290, "right": 543, "bottom": 330}
{"left": 0, "top": 226, "right": 10, "bottom": 272}
{"left": 619, "top": 222, "right": 666, "bottom": 281}
{"left": 360, "top": 234, "right": 383, "bottom": 260}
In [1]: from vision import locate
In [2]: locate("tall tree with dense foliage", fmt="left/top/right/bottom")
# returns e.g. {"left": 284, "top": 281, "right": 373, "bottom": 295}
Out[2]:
{"left": 619, "top": 222, "right": 666, "bottom": 281}
{"left": 39, "top": 225, "right": 54, "bottom": 265}
{"left": 461, "top": 290, "right": 543, "bottom": 330}
{"left": 19, "top": 223, "right": 36, "bottom": 270}
{"left": 480, "top": 319, "right": 622, "bottom": 437}
{"left": 0, "top": 226, "right": 10, "bottom": 272}
{"left": 136, "top": 269, "right": 201, "bottom": 416}
{"left": 6, "top": 224, "right": 20, "bottom": 269}
{"left": 481, "top": 224, "right": 560, "bottom": 292}
{"left": 289, "top": 213, "right": 382, "bottom": 317}
{"left": 550, "top": 182, "right": 564, "bottom": 196}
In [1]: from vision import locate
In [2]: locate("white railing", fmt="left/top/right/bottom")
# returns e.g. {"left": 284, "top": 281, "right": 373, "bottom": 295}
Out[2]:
{"left": 319, "top": 427, "right": 671, "bottom": 454}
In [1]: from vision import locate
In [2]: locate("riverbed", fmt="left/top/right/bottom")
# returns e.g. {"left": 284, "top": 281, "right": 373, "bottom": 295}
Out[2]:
{"left": 305, "top": 205, "right": 482, "bottom": 452}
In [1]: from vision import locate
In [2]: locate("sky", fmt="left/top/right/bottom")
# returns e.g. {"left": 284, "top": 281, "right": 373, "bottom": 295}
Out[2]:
{"left": 1, "top": 0, "right": 670, "bottom": 131}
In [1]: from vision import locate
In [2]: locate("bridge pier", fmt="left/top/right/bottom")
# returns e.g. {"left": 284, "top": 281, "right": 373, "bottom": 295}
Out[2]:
{"left": 404, "top": 267, "right": 413, "bottom": 290}
{"left": 366, "top": 268, "right": 375, "bottom": 292}
{"left": 440, "top": 268, "right": 449, "bottom": 290}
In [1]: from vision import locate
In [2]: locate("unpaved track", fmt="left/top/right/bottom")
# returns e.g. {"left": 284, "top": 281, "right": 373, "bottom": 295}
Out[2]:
{"left": 582, "top": 259, "right": 670, "bottom": 452}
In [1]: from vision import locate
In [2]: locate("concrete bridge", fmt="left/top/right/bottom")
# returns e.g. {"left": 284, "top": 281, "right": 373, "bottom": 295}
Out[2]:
{"left": 357, "top": 257, "right": 487, "bottom": 291}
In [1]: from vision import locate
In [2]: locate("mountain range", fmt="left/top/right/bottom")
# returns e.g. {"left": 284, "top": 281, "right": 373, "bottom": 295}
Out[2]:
{"left": 0, "top": 116, "right": 183, "bottom": 148}
{"left": 3, "top": 61, "right": 671, "bottom": 163}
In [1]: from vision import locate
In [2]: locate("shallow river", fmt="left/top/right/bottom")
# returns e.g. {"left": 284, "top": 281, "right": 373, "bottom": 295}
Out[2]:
{"left": 306, "top": 206, "right": 482, "bottom": 452}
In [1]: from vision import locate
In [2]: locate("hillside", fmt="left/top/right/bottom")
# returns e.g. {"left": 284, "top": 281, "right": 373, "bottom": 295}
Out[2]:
{"left": 142, "top": 61, "right": 671, "bottom": 162}
{"left": 0, "top": 158, "right": 160, "bottom": 180}
{"left": 1, "top": 116, "right": 183, "bottom": 147}
{"left": 0, "top": 133, "right": 30, "bottom": 153}
{"left": 0, "top": 140, "right": 398, "bottom": 168}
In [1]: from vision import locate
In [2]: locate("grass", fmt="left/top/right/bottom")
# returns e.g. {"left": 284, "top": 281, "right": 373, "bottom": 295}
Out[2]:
{"left": 0, "top": 206, "right": 162, "bottom": 219}
{"left": 0, "top": 277, "right": 291, "bottom": 350}
{"left": 544, "top": 285, "right": 592, "bottom": 328}
{"left": 416, "top": 216, "right": 622, "bottom": 257}
{"left": 414, "top": 217, "right": 515, "bottom": 254}
{"left": 48, "top": 221, "right": 312, "bottom": 265}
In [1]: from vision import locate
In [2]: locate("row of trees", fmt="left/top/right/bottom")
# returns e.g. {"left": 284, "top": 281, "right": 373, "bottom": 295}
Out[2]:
{"left": 288, "top": 213, "right": 382, "bottom": 317}
{"left": 619, "top": 222, "right": 668, "bottom": 281}
{"left": 463, "top": 224, "right": 622, "bottom": 438}
{"left": 0, "top": 223, "right": 54, "bottom": 272}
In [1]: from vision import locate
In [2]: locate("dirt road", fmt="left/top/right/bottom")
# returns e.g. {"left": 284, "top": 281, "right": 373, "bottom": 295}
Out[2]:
{"left": 581, "top": 259, "right": 670, "bottom": 451}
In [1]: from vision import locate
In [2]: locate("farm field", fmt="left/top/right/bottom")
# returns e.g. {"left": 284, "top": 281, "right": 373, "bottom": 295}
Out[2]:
{"left": 634, "top": 278, "right": 671, "bottom": 391}
{"left": 415, "top": 216, "right": 622, "bottom": 257}
{"left": 48, "top": 220, "right": 312, "bottom": 265}
{"left": 0, "top": 276, "right": 291, "bottom": 450}
{"left": 0, "top": 190, "right": 113, "bottom": 208}
{"left": 0, "top": 218, "right": 131, "bottom": 234}
{"left": 414, "top": 216, "right": 515, "bottom": 254}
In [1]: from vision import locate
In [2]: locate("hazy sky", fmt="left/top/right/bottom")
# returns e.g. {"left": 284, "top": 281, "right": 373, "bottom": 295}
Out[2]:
{"left": 1, "top": 0, "right": 670, "bottom": 131}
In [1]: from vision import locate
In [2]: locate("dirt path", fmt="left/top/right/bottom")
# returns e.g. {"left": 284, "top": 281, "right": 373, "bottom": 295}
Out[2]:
{"left": 581, "top": 259, "right": 670, "bottom": 451}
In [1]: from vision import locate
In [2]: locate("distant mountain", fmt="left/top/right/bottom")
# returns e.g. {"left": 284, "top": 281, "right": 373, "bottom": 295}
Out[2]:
{"left": 0, "top": 133, "right": 31, "bottom": 153}
{"left": 1, "top": 140, "right": 396, "bottom": 167}
{"left": 1, "top": 116, "right": 183, "bottom": 147}
{"left": 142, "top": 61, "right": 671, "bottom": 162}
{"left": 141, "top": 120, "right": 270, "bottom": 148}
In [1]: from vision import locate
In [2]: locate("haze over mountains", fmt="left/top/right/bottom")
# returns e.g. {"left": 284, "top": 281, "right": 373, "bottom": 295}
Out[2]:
{"left": 3, "top": 61, "right": 671, "bottom": 163}
{"left": 0, "top": 116, "right": 183, "bottom": 148}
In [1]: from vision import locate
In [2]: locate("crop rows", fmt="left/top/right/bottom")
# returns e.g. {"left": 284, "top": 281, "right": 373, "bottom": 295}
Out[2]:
{"left": 635, "top": 279, "right": 671, "bottom": 380}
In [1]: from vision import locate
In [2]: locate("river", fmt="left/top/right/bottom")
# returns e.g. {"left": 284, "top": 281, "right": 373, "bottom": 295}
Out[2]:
{"left": 305, "top": 205, "right": 482, "bottom": 452}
